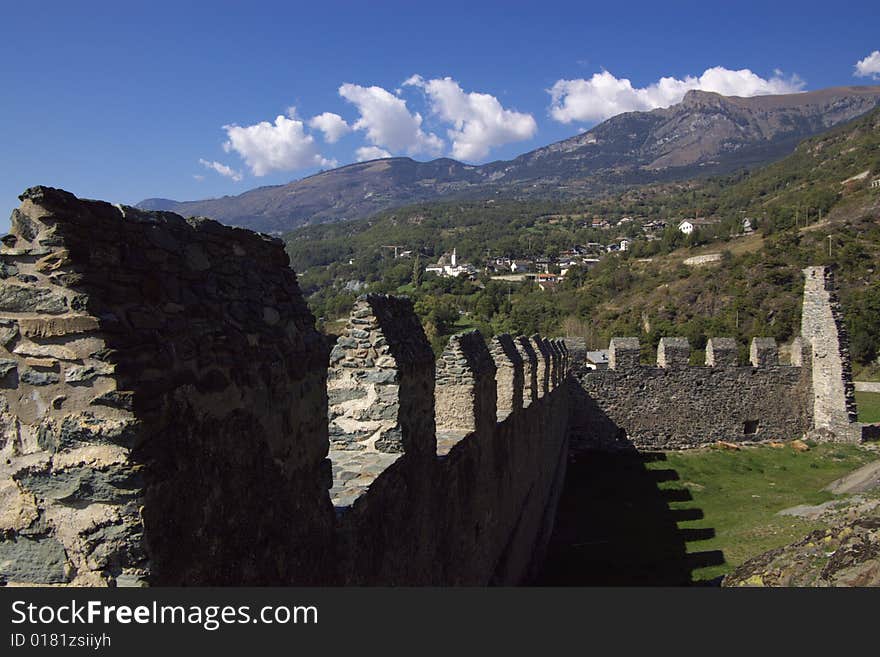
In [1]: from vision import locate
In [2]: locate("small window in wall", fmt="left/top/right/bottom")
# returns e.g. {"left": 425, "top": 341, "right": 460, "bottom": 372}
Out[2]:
{"left": 743, "top": 420, "right": 759, "bottom": 435}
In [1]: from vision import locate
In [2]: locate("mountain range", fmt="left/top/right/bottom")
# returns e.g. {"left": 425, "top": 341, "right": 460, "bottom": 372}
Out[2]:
{"left": 138, "top": 85, "right": 880, "bottom": 233}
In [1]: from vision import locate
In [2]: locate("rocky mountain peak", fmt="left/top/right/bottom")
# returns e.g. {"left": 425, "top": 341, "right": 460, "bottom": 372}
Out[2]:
{"left": 137, "top": 85, "right": 880, "bottom": 233}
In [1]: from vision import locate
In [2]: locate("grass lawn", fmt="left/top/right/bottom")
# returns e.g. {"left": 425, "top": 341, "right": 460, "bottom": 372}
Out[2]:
{"left": 856, "top": 391, "right": 880, "bottom": 423}
{"left": 853, "top": 362, "right": 880, "bottom": 382}
{"left": 646, "top": 443, "right": 877, "bottom": 582}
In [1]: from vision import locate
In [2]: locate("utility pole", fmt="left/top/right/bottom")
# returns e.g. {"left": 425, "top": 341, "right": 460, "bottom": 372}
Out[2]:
{"left": 828, "top": 235, "right": 832, "bottom": 258}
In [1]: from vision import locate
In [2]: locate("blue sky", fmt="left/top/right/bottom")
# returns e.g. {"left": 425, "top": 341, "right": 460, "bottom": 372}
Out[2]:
{"left": 1, "top": 0, "right": 878, "bottom": 225}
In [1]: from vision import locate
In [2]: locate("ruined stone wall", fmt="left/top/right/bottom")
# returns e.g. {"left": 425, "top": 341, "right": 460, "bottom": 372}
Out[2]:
{"left": 515, "top": 337, "right": 538, "bottom": 408}
{"left": 333, "top": 320, "right": 569, "bottom": 585}
{"left": 530, "top": 335, "right": 551, "bottom": 397}
{"left": 0, "top": 188, "right": 573, "bottom": 586}
{"left": 435, "top": 331, "right": 496, "bottom": 433}
{"left": 801, "top": 266, "right": 859, "bottom": 440}
{"left": 561, "top": 337, "right": 586, "bottom": 366}
{"left": 327, "top": 295, "right": 434, "bottom": 455}
{"left": 489, "top": 334, "right": 523, "bottom": 420}
{"left": 0, "top": 187, "right": 334, "bottom": 586}
{"left": 569, "top": 266, "right": 868, "bottom": 448}
{"left": 571, "top": 337, "right": 813, "bottom": 450}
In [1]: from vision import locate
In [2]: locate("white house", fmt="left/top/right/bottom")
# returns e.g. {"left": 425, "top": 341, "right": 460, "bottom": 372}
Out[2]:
{"left": 678, "top": 217, "right": 720, "bottom": 235}
{"left": 619, "top": 239, "right": 631, "bottom": 252}
{"left": 872, "top": 178, "right": 880, "bottom": 189}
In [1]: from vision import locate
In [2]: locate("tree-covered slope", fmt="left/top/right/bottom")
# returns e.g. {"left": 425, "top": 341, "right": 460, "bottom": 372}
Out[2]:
{"left": 284, "top": 106, "right": 880, "bottom": 363}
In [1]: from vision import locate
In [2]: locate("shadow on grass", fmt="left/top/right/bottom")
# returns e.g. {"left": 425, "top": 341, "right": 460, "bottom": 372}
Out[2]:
{"left": 532, "top": 448, "right": 724, "bottom": 586}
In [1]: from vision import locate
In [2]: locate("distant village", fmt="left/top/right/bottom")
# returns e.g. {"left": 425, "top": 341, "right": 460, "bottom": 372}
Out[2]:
{"left": 386, "top": 214, "right": 756, "bottom": 292}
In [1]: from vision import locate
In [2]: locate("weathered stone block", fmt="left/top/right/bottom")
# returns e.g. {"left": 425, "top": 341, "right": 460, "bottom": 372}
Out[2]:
{"left": 18, "top": 316, "right": 100, "bottom": 338}
{"left": 0, "top": 536, "right": 69, "bottom": 584}
{"left": 65, "top": 363, "right": 114, "bottom": 383}
{"left": 706, "top": 337, "right": 738, "bottom": 367}
{"left": 0, "top": 480, "right": 38, "bottom": 532}
{"left": 436, "top": 330, "right": 496, "bottom": 433}
{"left": 750, "top": 337, "right": 778, "bottom": 367}
{"left": 657, "top": 337, "right": 690, "bottom": 368}
{"left": 19, "top": 369, "right": 59, "bottom": 385}
{"left": 327, "top": 294, "right": 434, "bottom": 460}
{"left": 0, "top": 284, "right": 68, "bottom": 314}
{"left": 13, "top": 342, "right": 77, "bottom": 360}
{"left": 789, "top": 337, "right": 808, "bottom": 367}
{"left": 17, "top": 466, "right": 142, "bottom": 505}
{"left": 489, "top": 334, "right": 523, "bottom": 418}
{"left": 530, "top": 334, "right": 551, "bottom": 397}
{"left": 514, "top": 336, "right": 538, "bottom": 408}
{"left": 609, "top": 337, "right": 640, "bottom": 370}
{"left": 0, "top": 319, "right": 18, "bottom": 346}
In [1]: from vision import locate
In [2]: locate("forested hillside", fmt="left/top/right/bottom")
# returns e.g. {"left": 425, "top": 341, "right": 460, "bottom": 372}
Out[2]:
{"left": 284, "top": 107, "right": 880, "bottom": 368}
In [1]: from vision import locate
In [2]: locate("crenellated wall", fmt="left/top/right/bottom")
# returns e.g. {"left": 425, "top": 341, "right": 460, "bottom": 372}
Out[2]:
{"left": 1, "top": 187, "right": 864, "bottom": 586}
{"left": 435, "top": 330, "right": 497, "bottom": 435}
{"left": 572, "top": 336, "right": 814, "bottom": 450}
{"left": 331, "top": 317, "right": 569, "bottom": 584}
{"left": 570, "top": 265, "right": 867, "bottom": 449}
{"left": 488, "top": 334, "right": 524, "bottom": 420}
{"left": 0, "top": 188, "right": 572, "bottom": 586}
{"left": 530, "top": 335, "right": 551, "bottom": 397}
{"left": 514, "top": 336, "right": 539, "bottom": 408}
{"left": 327, "top": 295, "right": 435, "bottom": 456}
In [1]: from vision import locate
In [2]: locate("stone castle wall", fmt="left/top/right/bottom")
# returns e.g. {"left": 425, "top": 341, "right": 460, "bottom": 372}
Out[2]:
{"left": 0, "top": 188, "right": 571, "bottom": 586}
{"left": 331, "top": 316, "right": 569, "bottom": 584}
{"left": 0, "top": 187, "right": 335, "bottom": 586}
{"left": 0, "top": 187, "right": 864, "bottom": 586}
{"left": 489, "top": 334, "right": 524, "bottom": 419}
{"left": 570, "top": 265, "right": 866, "bottom": 449}
{"left": 801, "top": 266, "right": 859, "bottom": 438}
{"left": 571, "top": 336, "right": 814, "bottom": 450}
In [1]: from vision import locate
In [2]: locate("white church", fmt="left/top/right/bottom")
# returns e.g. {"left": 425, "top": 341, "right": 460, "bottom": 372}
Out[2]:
{"left": 425, "top": 249, "right": 476, "bottom": 278}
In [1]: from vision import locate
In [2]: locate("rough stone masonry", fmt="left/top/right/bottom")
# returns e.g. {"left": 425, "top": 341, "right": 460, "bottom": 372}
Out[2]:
{"left": 0, "top": 187, "right": 334, "bottom": 586}
{"left": 0, "top": 188, "right": 571, "bottom": 586}
{"left": 0, "top": 186, "right": 864, "bottom": 587}
{"left": 569, "top": 265, "right": 867, "bottom": 450}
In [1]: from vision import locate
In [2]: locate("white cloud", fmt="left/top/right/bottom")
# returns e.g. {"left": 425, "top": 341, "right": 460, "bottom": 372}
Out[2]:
{"left": 855, "top": 51, "right": 880, "bottom": 79}
{"left": 404, "top": 75, "right": 537, "bottom": 161}
{"left": 193, "top": 174, "right": 206, "bottom": 182}
{"left": 339, "top": 83, "right": 443, "bottom": 156}
{"left": 222, "top": 115, "right": 334, "bottom": 176}
{"left": 198, "top": 158, "right": 243, "bottom": 182}
{"left": 308, "top": 112, "right": 351, "bottom": 143}
{"left": 549, "top": 66, "right": 806, "bottom": 123}
{"left": 355, "top": 146, "right": 392, "bottom": 162}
